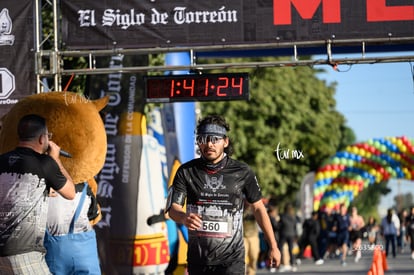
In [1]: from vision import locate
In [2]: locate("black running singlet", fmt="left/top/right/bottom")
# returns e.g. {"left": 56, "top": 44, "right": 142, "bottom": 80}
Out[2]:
{"left": 172, "top": 157, "right": 262, "bottom": 265}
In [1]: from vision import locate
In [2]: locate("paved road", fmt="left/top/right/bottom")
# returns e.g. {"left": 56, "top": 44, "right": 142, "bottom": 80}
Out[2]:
{"left": 257, "top": 247, "right": 413, "bottom": 274}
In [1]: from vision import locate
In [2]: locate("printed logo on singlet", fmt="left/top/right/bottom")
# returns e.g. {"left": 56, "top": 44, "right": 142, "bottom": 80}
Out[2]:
{"left": 203, "top": 174, "right": 225, "bottom": 192}
{"left": 8, "top": 155, "right": 20, "bottom": 166}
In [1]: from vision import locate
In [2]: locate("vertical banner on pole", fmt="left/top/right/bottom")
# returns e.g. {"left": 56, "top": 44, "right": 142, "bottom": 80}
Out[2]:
{"left": 87, "top": 55, "right": 168, "bottom": 274}
{"left": 0, "top": 1, "right": 36, "bottom": 118}
{"left": 159, "top": 52, "right": 195, "bottom": 273}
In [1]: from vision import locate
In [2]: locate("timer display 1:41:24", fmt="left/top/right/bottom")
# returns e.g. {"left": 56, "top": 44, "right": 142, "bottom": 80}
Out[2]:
{"left": 144, "top": 73, "right": 249, "bottom": 103}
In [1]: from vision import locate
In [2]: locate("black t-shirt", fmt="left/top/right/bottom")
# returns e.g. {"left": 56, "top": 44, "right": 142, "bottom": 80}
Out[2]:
{"left": 0, "top": 147, "right": 67, "bottom": 256}
{"left": 302, "top": 218, "right": 320, "bottom": 238}
{"left": 334, "top": 213, "right": 351, "bottom": 232}
{"left": 406, "top": 215, "right": 414, "bottom": 234}
{"left": 172, "top": 157, "right": 262, "bottom": 266}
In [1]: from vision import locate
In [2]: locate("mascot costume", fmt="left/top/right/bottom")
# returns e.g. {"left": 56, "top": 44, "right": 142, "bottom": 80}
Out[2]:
{"left": 0, "top": 91, "right": 109, "bottom": 274}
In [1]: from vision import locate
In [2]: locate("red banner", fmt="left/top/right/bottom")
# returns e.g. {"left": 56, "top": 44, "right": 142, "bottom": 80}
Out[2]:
{"left": 61, "top": 0, "right": 413, "bottom": 50}
{"left": 0, "top": 1, "right": 35, "bottom": 118}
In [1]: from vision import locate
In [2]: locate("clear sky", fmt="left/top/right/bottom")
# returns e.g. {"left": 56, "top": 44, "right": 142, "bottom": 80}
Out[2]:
{"left": 317, "top": 54, "right": 414, "bottom": 143}
{"left": 316, "top": 52, "right": 414, "bottom": 214}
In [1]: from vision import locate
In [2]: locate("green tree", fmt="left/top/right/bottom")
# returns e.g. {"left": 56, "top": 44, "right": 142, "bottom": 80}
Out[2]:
{"left": 200, "top": 58, "right": 354, "bottom": 203}
{"left": 393, "top": 193, "right": 413, "bottom": 212}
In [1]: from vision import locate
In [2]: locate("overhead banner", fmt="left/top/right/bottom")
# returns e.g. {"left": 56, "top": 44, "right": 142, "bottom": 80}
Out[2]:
{"left": 0, "top": 1, "right": 35, "bottom": 118}
{"left": 61, "top": 0, "right": 414, "bottom": 50}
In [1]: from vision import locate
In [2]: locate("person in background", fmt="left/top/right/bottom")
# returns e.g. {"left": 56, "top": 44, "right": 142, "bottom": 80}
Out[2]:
{"left": 334, "top": 204, "right": 351, "bottom": 266}
{"left": 349, "top": 206, "right": 365, "bottom": 262}
{"left": 397, "top": 209, "right": 408, "bottom": 253}
{"left": 44, "top": 182, "right": 101, "bottom": 274}
{"left": 166, "top": 115, "right": 281, "bottom": 275}
{"left": 296, "top": 211, "right": 324, "bottom": 265}
{"left": 405, "top": 206, "right": 414, "bottom": 260}
{"left": 267, "top": 205, "right": 280, "bottom": 273}
{"left": 0, "top": 114, "right": 75, "bottom": 274}
{"left": 243, "top": 201, "right": 260, "bottom": 275}
{"left": 317, "top": 210, "right": 328, "bottom": 260}
{"left": 364, "top": 216, "right": 380, "bottom": 246}
{"left": 278, "top": 203, "right": 299, "bottom": 272}
{"left": 321, "top": 207, "right": 337, "bottom": 260}
{"left": 381, "top": 208, "right": 399, "bottom": 258}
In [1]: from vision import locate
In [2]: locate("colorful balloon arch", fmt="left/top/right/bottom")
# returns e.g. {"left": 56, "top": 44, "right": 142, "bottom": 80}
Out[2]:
{"left": 313, "top": 136, "right": 414, "bottom": 211}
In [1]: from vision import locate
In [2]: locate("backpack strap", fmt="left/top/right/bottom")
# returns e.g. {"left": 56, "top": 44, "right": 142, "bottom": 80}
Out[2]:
{"left": 68, "top": 182, "right": 88, "bottom": 234}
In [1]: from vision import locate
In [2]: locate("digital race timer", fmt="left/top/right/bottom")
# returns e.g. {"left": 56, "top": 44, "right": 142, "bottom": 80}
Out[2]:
{"left": 144, "top": 73, "right": 249, "bottom": 103}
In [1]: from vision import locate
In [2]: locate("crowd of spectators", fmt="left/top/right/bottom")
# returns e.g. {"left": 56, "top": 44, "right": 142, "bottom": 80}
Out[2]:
{"left": 246, "top": 203, "right": 414, "bottom": 273}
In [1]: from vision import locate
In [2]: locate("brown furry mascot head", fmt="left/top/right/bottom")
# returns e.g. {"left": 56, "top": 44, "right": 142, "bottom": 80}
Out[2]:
{"left": 0, "top": 92, "right": 108, "bottom": 222}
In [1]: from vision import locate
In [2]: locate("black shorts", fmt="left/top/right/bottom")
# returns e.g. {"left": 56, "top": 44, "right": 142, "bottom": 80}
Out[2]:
{"left": 350, "top": 230, "right": 363, "bottom": 242}
{"left": 327, "top": 231, "right": 337, "bottom": 244}
{"left": 188, "top": 260, "right": 245, "bottom": 275}
{"left": 337, "top": 231, "right": 349, "bottom": 246}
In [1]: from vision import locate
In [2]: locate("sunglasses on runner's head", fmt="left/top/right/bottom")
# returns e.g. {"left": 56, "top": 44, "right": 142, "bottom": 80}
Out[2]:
{"left": 196, "top": 135, "right": 225, "bottom": 145}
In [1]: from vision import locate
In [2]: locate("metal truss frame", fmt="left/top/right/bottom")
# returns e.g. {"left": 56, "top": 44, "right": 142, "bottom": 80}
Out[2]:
{"left": 34, "top": 0, "right": 414, "bottom": 93}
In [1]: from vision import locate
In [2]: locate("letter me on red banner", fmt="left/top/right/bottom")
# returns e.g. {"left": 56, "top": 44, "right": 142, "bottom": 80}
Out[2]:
{"left": 273, "top": 0, "right": 414, "bottom": 25}
{"left": 0, "top": 1, "right": 36, "bottom": 118}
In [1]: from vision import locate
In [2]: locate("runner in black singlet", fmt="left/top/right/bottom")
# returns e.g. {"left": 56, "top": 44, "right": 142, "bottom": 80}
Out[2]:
{"left": 166, "top": 115, "right": 281, "bottom": 275}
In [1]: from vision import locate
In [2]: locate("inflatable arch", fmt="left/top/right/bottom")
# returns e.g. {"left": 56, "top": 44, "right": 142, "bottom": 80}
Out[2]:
{"left": 313, "top": 136, "right": 414, "bottom": 211}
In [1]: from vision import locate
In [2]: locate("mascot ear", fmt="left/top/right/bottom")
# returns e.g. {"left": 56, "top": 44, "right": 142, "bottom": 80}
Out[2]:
{"left": 93, "top": 96, "right": 109, "bottom": 111}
